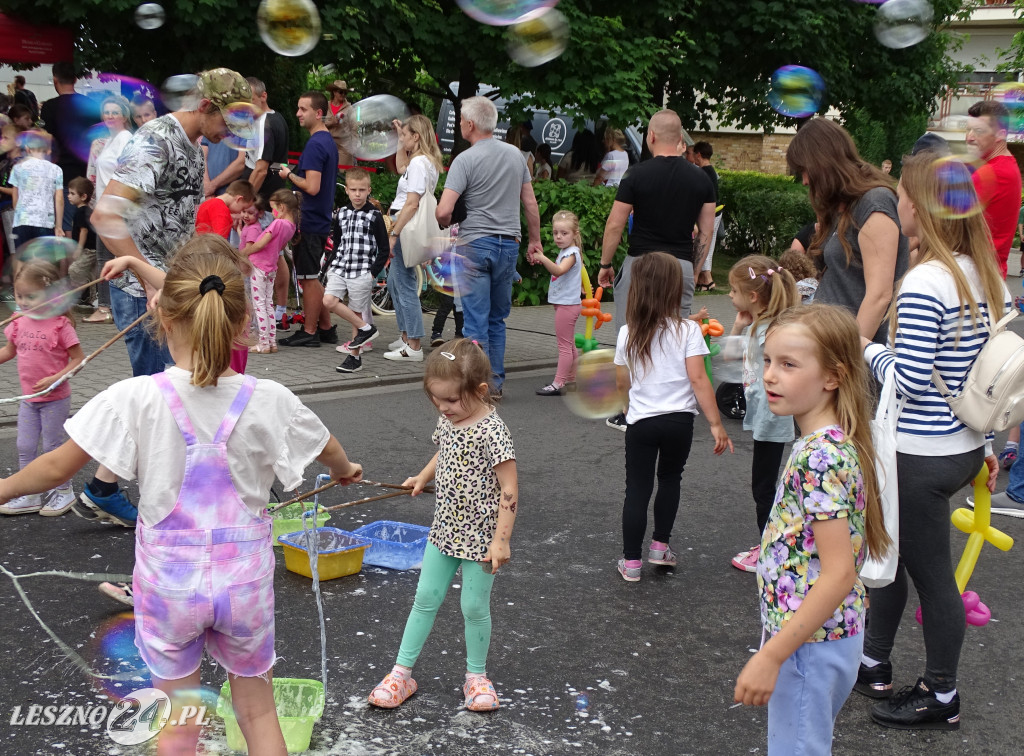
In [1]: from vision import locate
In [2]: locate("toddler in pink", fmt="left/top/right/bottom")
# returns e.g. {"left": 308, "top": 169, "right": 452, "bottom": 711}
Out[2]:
{"left": 242, "top": 189, "right": 297, "bottom": 353}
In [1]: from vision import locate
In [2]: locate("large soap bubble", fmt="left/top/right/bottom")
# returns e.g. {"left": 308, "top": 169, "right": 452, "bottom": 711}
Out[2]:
{"left": 344, "top": 95, "right": 411, "bottom": 161}
{"left": 564, "top": 350, "right": 625, "bottom": 420}
{"left": 220, "top": 102, "right": 258, "bottom": 150}
{"left": 507, "top": 8, "right": 569, "bottom": 67}
{"left": 134, "top": 3, "right": 165, "bottom": 29}
{"left": 874, "top": 0, "right": 933, "bottom": 49}
{"left": 925, "top": 156, "right": 982, "bottom": 220}
{"left": 257, "top": 0, "right": 321, "bottom": 57}
{"left": 992, "top": 82, "right": 1024, "bottom": 139}
{"left": 767, "top": 65, "right": 825, "bottom": 118}
{"left": 3, "top": 238, "right": 79, "bottom": 321}
{"left": 456, "top": 0, "right": 559, "bottom": 26}
{"left": 160, "top": 74, "right": 200, "bottom": 112}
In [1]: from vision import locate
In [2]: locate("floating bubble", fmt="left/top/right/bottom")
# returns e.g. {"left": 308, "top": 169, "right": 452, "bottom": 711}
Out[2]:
{"left": 14, "top": 129, "right": 53, "bottom": 155}
{"left": 425, "top": 247, "right": 458, "bottom": 297}
{"left": 95, "top": 73, "right": 159, "bottom": 102}
{"left": 767, "top": 65, "right": 825, "bottom": 118}
{"left": 257, "top": 0, "right": 321, "bottom": 56}
{"left": 220, "top": 102, "right": 258, "bottom": 150}
{"left": 135, "top": 3, "right": 165, "bottom": 29}
{"left": 456, "top": 0, "right": 558, "bottom": 26}
{"left": 507, "top": 8, "right": 569, "bottom": 67}
{"left": 160, "top": 74, "right": 200, "bottom": 112}
{"left": 3, "top": 238, "right": 78, "bottom": 321}
{"left": 712, "top": 335, "right": 746, "bottom": 384}
{"left": 344, "top": 95, "right": 410, "bottom": 160}
{"left": 564, "top": 349, "right": 624, "bottom": 419}
{"left": 88, "top": 612, "right": 151, "bottom": 701}
{"left": 926, "top": 156, "right": 982, "bottom": 220}
{"left": 992, "top": 82, "right": 1024, "bottom": 139}
{"left": 874, "top": 0, "right": 933, "bottom": 49}
{"left": 91, "top": 195, "right": 140, "bottom": 240}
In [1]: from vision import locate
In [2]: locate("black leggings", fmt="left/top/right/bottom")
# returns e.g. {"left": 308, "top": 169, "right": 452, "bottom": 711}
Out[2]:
{"left": 862, "top": 448, "right": 984, "bottom": 691}
{"left": 431, "top": 293, "right": 463, "bottom": 337}
{"left": 622, "top": 412, "right": 694, "bottom": 561}
{"left": 752, "top": 440, "right": 787, "bottom": 537}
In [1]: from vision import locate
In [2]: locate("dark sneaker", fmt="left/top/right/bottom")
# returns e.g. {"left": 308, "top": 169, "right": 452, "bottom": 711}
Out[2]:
{"left": 74, "top": 483, "right": 137, "bottom": 527}
{"left": 535, "top": 383, "right": 563, "bottom": 396}
{"left": 279, "top": 329, "right": 321, "bottom": 348}
{"left": 854, "top": 661, "right": 893, "bottom": 699}
{"left": 606, "top": 412, "right": 627, "bottom": 431}
{"left": 870, "top": 679, "right": 960, "bottom": 731}
{"left": 318, "top": 325, "right": 339, "bottom": 344}
{"left": 430, "top": 333, "right": 444, "bottom": 347}
{"left": 349, "top": 325, "right": 379, "bottom": 349}
{"left": 336, "top": 355, "right": 363, "bottom": 373}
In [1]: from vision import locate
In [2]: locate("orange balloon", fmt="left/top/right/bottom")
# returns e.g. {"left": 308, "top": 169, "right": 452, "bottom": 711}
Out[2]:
{"left": 600, "top": 312, "right": 612, "bottom": 322}
{"left": 582, "top": 299, "right": 599, "bottom": 308}
{"left": 701, "top": 323, "right": 710, "bottom": 336}
{"left": 594, "top": 287, "right": 604, "bottom": 301}
{"left": 708, "top": 322, "right": 724, "bottom": 337}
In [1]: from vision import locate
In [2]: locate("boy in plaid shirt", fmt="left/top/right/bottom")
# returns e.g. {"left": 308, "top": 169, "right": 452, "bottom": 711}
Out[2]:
{"left": 324, "top": 168, "right": 389, "bottom": 373}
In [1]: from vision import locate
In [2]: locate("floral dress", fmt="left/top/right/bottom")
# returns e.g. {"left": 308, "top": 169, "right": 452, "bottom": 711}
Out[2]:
{"left": 757, "top": 425, "right": 867, "bottom": 642}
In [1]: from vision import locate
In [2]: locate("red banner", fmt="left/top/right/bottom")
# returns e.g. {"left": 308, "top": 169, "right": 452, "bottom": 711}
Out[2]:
{"left": 0, "top": 14, "right": 74, "bottom": 65}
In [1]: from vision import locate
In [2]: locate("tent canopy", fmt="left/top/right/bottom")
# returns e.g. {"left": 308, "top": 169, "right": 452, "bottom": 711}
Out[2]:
{"left": 0, "top": 14, "right": 73, "bottom": 65}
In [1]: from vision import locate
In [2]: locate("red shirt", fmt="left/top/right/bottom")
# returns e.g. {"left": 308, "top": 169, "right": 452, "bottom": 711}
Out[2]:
{"left": 972, "top": 154, "right": 1023, "bottom": 278}
{"left": 196, "top": 197, "right": 233, "bottom": 239}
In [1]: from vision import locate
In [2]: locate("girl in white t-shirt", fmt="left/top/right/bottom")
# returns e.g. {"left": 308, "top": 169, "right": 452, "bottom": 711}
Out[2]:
{"left": 0, "top": 235, "right": 363, "bottom": 755}
{"left": 613, "top": 252, "right": 733, "bottom": 582}
{"left": 532, "top": 210, "right": 583, "bottom": 396}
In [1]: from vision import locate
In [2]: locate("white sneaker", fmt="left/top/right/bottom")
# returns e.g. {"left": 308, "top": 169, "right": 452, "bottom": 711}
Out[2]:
{"left": 384, "top": 346, "right": 424, "bottom": 362}
{"left": 337, "top": 340, "right": 373, "bottom": 354}
{"left": 388, "top": 338, "right": 408, "bottom": 351}
{"left": 40, "top": 487, "right": 76, "bottom": 517}
{"left": 0, "top": 494, "right": 43, "bottom": 515}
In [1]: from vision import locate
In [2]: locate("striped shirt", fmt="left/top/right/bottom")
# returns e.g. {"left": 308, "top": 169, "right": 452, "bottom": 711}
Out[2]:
{"left": 864, "top": 257, "right": 1011, "bottom": 456}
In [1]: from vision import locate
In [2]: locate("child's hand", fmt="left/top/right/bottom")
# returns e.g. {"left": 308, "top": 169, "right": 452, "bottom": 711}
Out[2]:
{"left": 484, "top": 539, "right": 511, "bottom": 574}
{"left": 333, "top": 462, "right": 362, "bottom": 485}
{"left": 402, "top": 475, "right": 426, "bottom": 496}
{"left": 32, "top": 374, "right": 58, "bottom": 393}
{"left": 710, "top": 423, "right": 734, "bottom": 455}
{"left": 692, "top": 305, "right": 709, "bottom": 321}
{"left": 101, "top": 257, "right": 133, "bottom": 280}
{"left": 734, "top": 650, "right": 781, "bottom": 707}
{"left": 734, "top": 311, "right": 753, "bottom": 329}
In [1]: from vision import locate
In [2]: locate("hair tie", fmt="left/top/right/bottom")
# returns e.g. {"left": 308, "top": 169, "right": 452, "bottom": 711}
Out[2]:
{"left": 199, "top": 275, "right": 225, "bottom": 297}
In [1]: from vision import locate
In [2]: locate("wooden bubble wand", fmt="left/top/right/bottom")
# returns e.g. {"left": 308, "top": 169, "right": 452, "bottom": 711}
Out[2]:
{"left": 0, "top": 276, "right": 108, "bottom": 329}
{"left": 266, "top": 478, "right": 435, "bottom": 515}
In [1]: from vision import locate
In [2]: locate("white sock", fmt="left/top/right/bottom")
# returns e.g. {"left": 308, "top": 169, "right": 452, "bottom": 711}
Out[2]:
{"left": 359, "top": 324, "right": 371, "bottom": 332}
{"left": 275, "top": 305, "right": 286, "bottom": 318}
{"left": 391, "top": 664, "right": 411, "bottom": 680}
{"left": 934, "top": 688, "right": 957, "bottom": 704}
{"left": 861, "top": 654, "right": 883, "bottom": 668}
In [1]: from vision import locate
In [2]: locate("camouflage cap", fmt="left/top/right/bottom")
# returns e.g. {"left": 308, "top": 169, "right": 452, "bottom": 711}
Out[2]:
{"left": 196, "top": 68, "right": 252, "bottom": 110}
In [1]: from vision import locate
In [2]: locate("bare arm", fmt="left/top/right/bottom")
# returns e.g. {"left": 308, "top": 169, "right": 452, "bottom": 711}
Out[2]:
{"left": 436, "top": 187, "right": 459, "bottom": 228}
{"left": 402, "top": 450, "right": 438, "bottom": 495}
{"left": 391, "top": 191, "right": 421, "bottom": 240}
{"left": 684, "top": 353, "right": 733, "bottom": 454}
{"left": 281, "top": 166, "right": 321, "bottom": 197}
{"left": 101, "top": 254, "right": 166, "bottom": 292}
{"left": 314, "top": 435, "right": 362, "bottom": 484}
{"left": 857, "top": 212, "right": 900, "bottom": 340}
{"left": 599, "top": 200, "right": 632, "bottom": 287}
{"left": 0, "top": 341, "right": 16, "bottom": 365}
{"left": 520, "top": 181, "right": 542, "bottom": 258}
{"left": 9, "top": 187, "right": 16, "bottom": 208}
{"left": 33, "top": 343, "right": 85, "bottom": 392}
{"left": 208, "top": 150, "right": 245, "bottom": 193}
{"left": 249, "top": 159, "right": 269, "bottom": 194}
{"left": 53, "top": 188, "right": 64, "bottom": 236}
{"left": 0, "top": 439, "right": 93, "bottom": 503}
{"left": 244, "top": 230, "right": 274, "bottom": 255}
{"left": 692, "top": 202, "right": 716, "bottom": 272}
{"left": 535, "top": 251, "right": 576, "bottom": 277}
{"left": 488, "top": 459, "right": 518, "bottom": 573}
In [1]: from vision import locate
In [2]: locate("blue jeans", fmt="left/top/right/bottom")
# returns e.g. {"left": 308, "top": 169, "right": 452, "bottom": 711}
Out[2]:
{"left": 1007, "top": 421, "right": 1024, "bottom": 502}
{"left": 387, "top": 239, "right": 424, "bottom": 339}
{"left": 767, "top": 633, "right": 862, "bottom": 755}
{"left": 453, "top": 235, "right": 517, "bottom": 391}
{"left": 110, "top": 286, "right": 171, "bottom": 377}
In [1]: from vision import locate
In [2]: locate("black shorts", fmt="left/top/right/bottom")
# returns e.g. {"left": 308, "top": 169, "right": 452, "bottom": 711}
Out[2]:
{"left": 292, "top": 232, "right": 327, "bottom": 279}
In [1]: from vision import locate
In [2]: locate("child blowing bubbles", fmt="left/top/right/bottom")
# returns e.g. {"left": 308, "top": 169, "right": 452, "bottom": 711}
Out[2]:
{"left": 0, "top": 236, "right": 363, "bottom": 755}
{"left": 734, "top": 304, "right": 889, "bottom": 755}
{"left": 0, "top": 261, "right": 85, "bottom": 516}
{"left": 369, "top": 339, "right": 517, "bottom": 712}
{"left": 532, "top": 210, "right": 583, "bottom": 396}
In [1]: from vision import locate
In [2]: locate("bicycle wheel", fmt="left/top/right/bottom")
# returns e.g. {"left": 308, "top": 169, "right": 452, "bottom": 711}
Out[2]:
{"left": 371, "top": 259, "right": 425, "bottom": 316}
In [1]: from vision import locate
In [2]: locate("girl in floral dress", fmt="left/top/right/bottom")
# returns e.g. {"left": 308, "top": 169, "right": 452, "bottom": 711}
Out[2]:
{"left": 733, "top": 303, "right": 890, "bottom": 755}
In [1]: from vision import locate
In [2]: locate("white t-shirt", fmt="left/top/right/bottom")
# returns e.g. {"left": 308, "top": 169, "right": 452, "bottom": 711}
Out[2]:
{"left": 614, "top": 321, "right": 709, "bottom": 424}
{"left": 390, "top": 154, "right": 439, "bottom": 214}
{"left": 94, "top": 129, "right": 132, "bottom": 201}
{"left": 599, "top": 149, "right": 629, "bottom": 186}
{"left": 65, "top": 367, "right": 331, "bottom": 525}
{"left": 10, "top": 157, "right": 63, "bottom": 228}
{"left": 547, "top": 246, "right": 582, "bottom": 305}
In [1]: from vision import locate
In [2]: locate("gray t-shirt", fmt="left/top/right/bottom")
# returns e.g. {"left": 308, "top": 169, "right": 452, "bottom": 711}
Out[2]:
{"left": 445, "top": 137, "right": 531, "bottom": 242}
{"left": 108, "top": 115, "right": 204, "bottom": 297}
{"left": 815, "top": 186, "right": 909, "bottom": 344}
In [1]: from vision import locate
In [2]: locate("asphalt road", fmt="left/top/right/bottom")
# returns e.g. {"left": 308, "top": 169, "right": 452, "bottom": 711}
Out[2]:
{"left": 0, "top": 372, "right": 1021, "bottom": 755}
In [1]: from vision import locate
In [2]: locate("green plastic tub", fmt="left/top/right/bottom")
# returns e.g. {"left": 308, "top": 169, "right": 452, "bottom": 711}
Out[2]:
{"left": 216, "top": 677, "right": 325, "bottom": 753}
{"left": 270, "top": 503, "right": 330, "bottom": 546}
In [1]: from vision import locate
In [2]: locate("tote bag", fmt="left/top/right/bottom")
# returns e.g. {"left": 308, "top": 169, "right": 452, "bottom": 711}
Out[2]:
{"left": 861, "top": 369, "right": 902, "bottom": 589}
{"left": 399, "top": 189, "right": 442, "bottom": 268}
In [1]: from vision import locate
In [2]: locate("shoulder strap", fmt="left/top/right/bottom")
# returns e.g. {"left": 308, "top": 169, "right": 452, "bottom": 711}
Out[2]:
{"left": 932, "top": 309, "right": 1018, "bottom": 397}
{"left": 213, "top": 375, "right": 258, "bottom": 444}
{"left": 152, "top": 372, "right": 197, "bottom": 446}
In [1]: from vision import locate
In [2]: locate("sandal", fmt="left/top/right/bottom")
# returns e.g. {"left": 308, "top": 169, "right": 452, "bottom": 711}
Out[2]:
{"left": 463, "top": 675, "right": 500, "bottom": 711}
{"left": 368, "top": 672, "right": 417, "bottom": 709}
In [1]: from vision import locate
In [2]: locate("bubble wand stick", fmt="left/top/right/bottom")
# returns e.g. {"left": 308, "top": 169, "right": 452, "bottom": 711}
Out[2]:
{"left": 266, "top": 478, "right": 435, "bottom": 515}
{"left": 0, "top": 276, "right": 108, "bottom": 328}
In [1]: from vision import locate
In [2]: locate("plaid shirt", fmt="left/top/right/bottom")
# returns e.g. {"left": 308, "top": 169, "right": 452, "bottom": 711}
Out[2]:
{"left": 324, "top": 203, "right": 390, "bottom": 280}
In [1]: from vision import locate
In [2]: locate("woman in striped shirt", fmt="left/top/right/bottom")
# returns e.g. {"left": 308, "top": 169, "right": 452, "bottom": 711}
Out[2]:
{"left": 856, "top": 152, "right": 1009, "bottom": 731}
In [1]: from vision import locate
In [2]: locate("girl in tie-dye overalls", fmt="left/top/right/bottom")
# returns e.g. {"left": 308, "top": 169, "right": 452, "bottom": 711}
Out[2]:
{"left": 0, "top": 236, "right": 363, "bottom": 755}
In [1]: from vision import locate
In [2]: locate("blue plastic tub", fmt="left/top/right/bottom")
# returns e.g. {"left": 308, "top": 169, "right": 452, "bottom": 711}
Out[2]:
{"left": 353, "top": 520, "right": 430, "bottom": 570}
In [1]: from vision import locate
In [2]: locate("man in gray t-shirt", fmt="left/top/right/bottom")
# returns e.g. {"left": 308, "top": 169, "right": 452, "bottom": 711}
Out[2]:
{"left": 437, "top": 96, "right": 542, "bottom": 397}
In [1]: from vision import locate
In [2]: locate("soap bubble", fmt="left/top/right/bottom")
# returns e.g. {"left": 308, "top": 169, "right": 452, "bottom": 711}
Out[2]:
{"left": 564, "top": 350, "right": 624, "bottom": 419}
{"left": 3, "top": 238, "right": 78, "bottom": 321}
{"left": 14, "top": 129, "right": 53, "bottom": 155}
{"left": 925, "top": 156, "right": 982, "bottom": 220}
{"left": 425, "top": 247, "right": 458, "bottom": 297}
{"left": 767, "top": 65, "right": 825, "bottom": 118}
{"left": 344, "top": 95, "right": 410, "bottom": 160}
{"left": 92, "top": 195, "right": 140, "bottom": 240}
{"left": 88, "top": 612, "right": 151, "bottom": 701}
{"left": 257, "top": 0, "right": 321, "bottom": 57}
{"left": 874, "top": 0, "right": 933, "bottom": 49}
{"left": 456, "top": 0, "right": 558, "bottom": 26}
{"left": 507, "top": 8, "right": 569, "bottom": 67}
{"left": 135, "top": 3, "right": 165, "bottom": 29}
{"left": 992, "top": 82, "right": 1024, "bottom": 139}
{"left": 160, "top": 74, "right": 200, "bottom": 111}
{"left": 220, "top": 102, "right": 258, "bottom": 150}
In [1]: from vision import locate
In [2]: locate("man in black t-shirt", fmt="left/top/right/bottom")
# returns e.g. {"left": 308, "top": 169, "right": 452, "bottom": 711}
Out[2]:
{"left": 12, "top": 76, "right": 38, "bottom": 122}
{"left": 243, "top": 76, "right": 289, "bottom": 201}
{"left": 599, "top": 109, "right": 716, "bottom": 330}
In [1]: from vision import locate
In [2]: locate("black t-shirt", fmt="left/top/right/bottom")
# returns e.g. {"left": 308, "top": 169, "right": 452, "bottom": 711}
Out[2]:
{"left": 72, "top": 205, "right": 96, "bottom": 249}
{"left": 701, "top": 164, "right": 719, "bottom": 205}
{"left": 39, "top": 93, "right": 101, "bottom": 184}
{"left": 793, "top": 222, "right": 816, "bottom": 252}
{"left": 14, "top": 89, "right": 38, "bottom": 120}
{"left": 615, "top": 156, "right": 716, "bottom": 261}
{"left": 244, "top": 110, "right": 290, "bottom": 200}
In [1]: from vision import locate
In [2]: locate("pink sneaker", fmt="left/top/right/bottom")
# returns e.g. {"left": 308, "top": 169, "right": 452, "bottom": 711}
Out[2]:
{"left": 731, "top": 545, "right": 760, "bottom": 573}
{"left": 336, "top": 340, "right": 373, "bottom": 354}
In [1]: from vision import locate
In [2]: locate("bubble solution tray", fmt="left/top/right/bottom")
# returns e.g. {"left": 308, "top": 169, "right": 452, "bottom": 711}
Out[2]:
{"left": 217, "top": 677, "right": 325, "bottom": 753}
{"left": 353, "top": 520, "right": 431, "bottom": 570}
{"left": 277, "top": 527, "right": 370, "bottom": 580}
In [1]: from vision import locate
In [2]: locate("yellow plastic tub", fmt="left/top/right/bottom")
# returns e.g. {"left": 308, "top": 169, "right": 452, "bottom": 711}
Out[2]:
{"left": 278, "top": 527, "right": 370, "bottom": 581}
{"left": 216, "top": 677, "right": 324, "bottom": 753}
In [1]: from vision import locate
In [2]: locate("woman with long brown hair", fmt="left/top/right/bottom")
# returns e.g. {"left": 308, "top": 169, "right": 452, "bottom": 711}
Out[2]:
{"left": 786, "top": 118, "right": 909, "bottom": 343}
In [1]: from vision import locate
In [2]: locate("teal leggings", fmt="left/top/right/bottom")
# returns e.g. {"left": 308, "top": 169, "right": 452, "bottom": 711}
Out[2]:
{"left": 396, "top": 543, "right": 496, "bottom": 674}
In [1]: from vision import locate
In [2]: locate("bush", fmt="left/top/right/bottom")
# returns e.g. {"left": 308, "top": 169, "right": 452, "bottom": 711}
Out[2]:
{"left": 717, "top": 171, "right": 815, "bottom": 259}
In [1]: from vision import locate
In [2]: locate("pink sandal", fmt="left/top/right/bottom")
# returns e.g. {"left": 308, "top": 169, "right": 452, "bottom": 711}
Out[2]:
{"left": 368, "top": 672, "right": 417, "bottom": 709}
{"left": 463, "top": 676, "right": 500, "bottom": 711}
